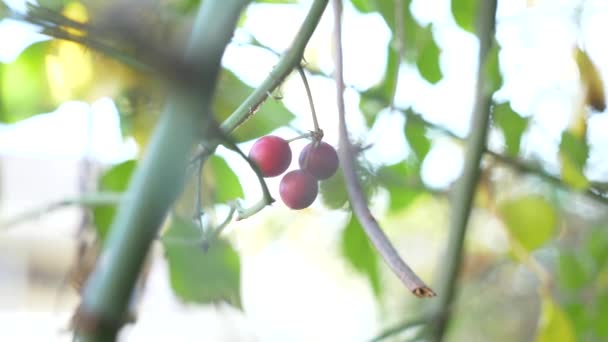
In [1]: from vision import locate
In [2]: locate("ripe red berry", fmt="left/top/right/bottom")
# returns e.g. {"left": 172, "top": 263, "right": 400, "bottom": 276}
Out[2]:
{"left": 279, "top": 170, "right": 318, "bottom": 209}
{"left": 299, "top": 141, "right": 339, "bottom": 180}
{"left": 249, "top": 135, "right": 292, "bottom": 177}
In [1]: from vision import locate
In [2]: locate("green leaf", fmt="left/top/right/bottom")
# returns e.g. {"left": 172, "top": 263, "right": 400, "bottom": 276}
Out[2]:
{"left": 537, "top": 297, "right": 576, "bottom": 342}
{"left": 594, "top": 293, "right": 608, "bottom": 338}
{"left": 484, "top": 41, "right": 503, "bottom": 94}
{"left": 359, "top": 45, "right": 398, "bottom": 127}
{"left": 319, "top": 168, "right": 349, "bottom": 210}
{"left": 206, "top": 155, "right": 244, "bottom": 203}
{"left": 451, "top": 0, "right": 478, "bottom": 34}
{"left": 376, "top": 160, "right": 422, "bottom": 213}
{"left": 416, "top": 25, "right": 442, "bottom": 84}
{"left": 0, "top": 41, "right": 55, "bottom": 123}
{"left": 350, "top": 0, "right": 373, "bottom": 12}
{"left": 564, "top": 302, "right": 592, "bottom": 340}
{"left": 341, "top": 214, "right": 381, "bottom": 296}
{"left": 162, "top": 218, "right": 241, "bottom": 307}
{"left": 559, "top": 251, "right": 591, "bottom": 291}
{"left": 214, "top": 69, "right": 294, "bottom": 142}
{"left": 93, "top": 160, "right": 137, "bottom": 240}
{"left": 404, "top": 114, "right": 431, "bottom": 162}
{"left": 559, "top": 131, "right": 589, "bottom": 190}
{"left": 586, "top": 226, "right": 608, "bottom": 271}
{"left": 320, "top": 158, "right": 377, "bottom": 210}
{"left": 499, "top": 195, "right": 557, "bottom": 252}
{"left": 372, "top": 0, "right": 442, "bottom": 83}
{"left": 492, "top": 102, "right": 528, "bottom": 157}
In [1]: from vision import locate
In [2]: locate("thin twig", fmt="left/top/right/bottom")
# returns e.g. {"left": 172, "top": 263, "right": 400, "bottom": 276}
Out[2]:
{"left": 1, "top": 193, "right": 123, "bottom": 230}
{"left": 297, "top": 66, "right": 321, "bottom": 134}
{"left": 332, "top": 0, "right": 434, "bottom": 298}
{"left": 428, "top": 1, "right": 498, "bottom": 340}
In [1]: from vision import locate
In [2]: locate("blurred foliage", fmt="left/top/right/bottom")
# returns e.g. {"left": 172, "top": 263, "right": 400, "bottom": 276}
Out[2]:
{"left": 0, "top": 42, "right": 55, "bottom": 122}
{"left": 93, "top": 160, "right": 137, "bottom": 241}
{"left": 214, "top": 69, "right": 295, "bottom": 142}
{"left": 1, "top": 0, "right": 608, "bottom": 341}
{"left": 451, "top": 0, "right": 477, "bottom": 33}
{"left": 492, "top": 101, "right": 528, "bottom": 157}
{"left": 161, "top": 218, "right": 241, "bottom": 307}
{"left": 341, "top": 214, "right": 381, "bottom": 296}
{"left": 575, "top": 47, "right": 605, "bottom": 112}
{"left": 559, "top": 131, "right": 590, "bottom": 190}
{"left": 498, "top": 195, "right": 557, "bottom": 252}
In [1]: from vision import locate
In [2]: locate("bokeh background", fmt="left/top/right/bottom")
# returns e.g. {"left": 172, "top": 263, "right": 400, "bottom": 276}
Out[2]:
{"left": 1, "top": 0, "right": 608, "bottom": 341}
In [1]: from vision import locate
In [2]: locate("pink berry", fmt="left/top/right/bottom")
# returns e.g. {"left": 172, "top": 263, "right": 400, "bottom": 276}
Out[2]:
{"left": 249, "top": 136, "right": 292, "bottom": 177}
{"left": 279, "top": 170, "right": 318, "bottom": 209}
{"left": 299, "top": 142, "right": 339, "bottom": 180}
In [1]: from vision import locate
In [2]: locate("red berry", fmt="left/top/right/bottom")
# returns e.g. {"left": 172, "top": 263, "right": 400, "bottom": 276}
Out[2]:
{"left": 249, "top": 136, "right": 292, "bottom": 177}
{"left": 279, "top": 170, "right": 318, "bottom": 209}
{"left": 299, "top": 142, "right": 339, "bottom": 180}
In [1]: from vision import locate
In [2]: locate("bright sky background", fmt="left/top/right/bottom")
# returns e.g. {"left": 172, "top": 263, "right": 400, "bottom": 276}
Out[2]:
{"left": 1, "top": 0, "right": 608, "bottom": 341}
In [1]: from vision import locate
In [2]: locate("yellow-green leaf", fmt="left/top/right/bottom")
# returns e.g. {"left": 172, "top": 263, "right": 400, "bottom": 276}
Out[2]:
{"left": 575, "top": 47, "right": 605, "bottom": 112}
{"left": 559, "top": 131, "right": 589, "bottom": 190}
{"left": 0, "top": 41, "right": 55, "bottom": 122}
{"left": 451, "top": 0, "right": 478, "bottom": 34}
{"left": 499, "top": 195, "right": 557, "bottom": 252}
{"left": 537, "top": 297, "right": 575, "bottom": 342}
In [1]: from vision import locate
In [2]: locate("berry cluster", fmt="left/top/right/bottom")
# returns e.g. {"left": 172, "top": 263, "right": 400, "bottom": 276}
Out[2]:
{"left": 249, "top": 135, "right": 339, "bottom": 209}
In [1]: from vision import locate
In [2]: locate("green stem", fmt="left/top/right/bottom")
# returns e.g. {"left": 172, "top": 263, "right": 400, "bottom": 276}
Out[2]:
{"left": 75, "top": 1, "right": 249, "bottom": 341}
{"left": 219, "top": 0, "right": 329, "bottom": 133}
{"left": 429, "top": 1, "right": 498, "bottom": 341}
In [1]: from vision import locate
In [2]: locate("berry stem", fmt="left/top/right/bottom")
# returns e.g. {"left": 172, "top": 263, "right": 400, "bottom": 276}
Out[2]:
{"left": 286, "top": 132, "right": 314, "bottom": 143}
{"left": 297, "top": 66, "right": 321, "bottom": 136}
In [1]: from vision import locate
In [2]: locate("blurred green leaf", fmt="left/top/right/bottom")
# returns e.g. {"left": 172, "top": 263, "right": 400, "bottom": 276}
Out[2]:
{"left": 205, "top": 155, "right": 244, "bottom": 203}
{"left": 359, "top": 45, "right": 399, "bottom": 127}
{"left": 586, "top": 226, "right": 608, "bottom": 271}
{"left": 93, "top": 160, "right": 137, "bottom": 240}
{"left": 320, "top": 158, "right": 377, "bottom": 210}
{"left": 499, "top": 195, "right": 557, "bottom": 252}
{"left": 0, "top": 41, "right": 55, "bottom": 123}
{"left": 492, "top": 102, "right": 528, "bottom": 157}
{"left": 214, "top": 69, "right": 294, "bottom": 142}
{"left": 162, "top": 218, "right": 241, "bottom": 307}
{"left": 376, "top": 160, "right": 422, "bottom": 213}
{"left": 564, "top": 302, "right": 592, "bottom": 341}
{"left": 416, "top": 25, "right": 442, "bottom": 84}
{"left": 372, "top": 0, "right": 442, "bottom": 83}
{"left": 575, "top": 47, "right": 606, "bottom": 112}
{"left": 484, "top": 42, "right": 503, "bottom": 94}
{"left": 36, "top": 0, "right": 72, "bottom": 10}
{"left": 537, "top": 297, "right": 576, "bottom": 342}
{"left": 559, "top": 251, "right": 591, "bottom": 291}
{"left": 319, "top": 168, "right": 349, "bottom": 210}
{"left": 451, "top": 0, "right": 477, "bottom": 34}
{"left": 404, "top": 114, "right": 431, "bottom": 162}
{"left": 559, "top": 131, "right": 589, "bottom": 190}
{"left": 594, "top": 293, "right": 608, "bottom": 338}
{"left": 350, "top": 0, "right": 373, "bottom": 12}
{"left": 341, "top": 214, "right": 381, "bottom": 296}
